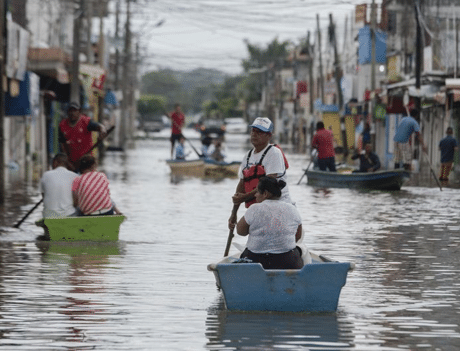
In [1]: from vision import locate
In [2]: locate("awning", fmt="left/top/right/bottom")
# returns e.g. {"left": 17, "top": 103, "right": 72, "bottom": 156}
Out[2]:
{"left": 27, "top": 47, "right": 70, "bottom": 84}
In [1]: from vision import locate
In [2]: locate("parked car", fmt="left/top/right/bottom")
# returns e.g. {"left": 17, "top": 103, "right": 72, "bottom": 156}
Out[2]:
{"left": 224, "top": 117, "right": 248, "bottom": 134}
{"left": 199, "top": 119, "right": 226, "bottom": 136}
{"left": 142, "top": 116, "right": 169, "bottom": 133}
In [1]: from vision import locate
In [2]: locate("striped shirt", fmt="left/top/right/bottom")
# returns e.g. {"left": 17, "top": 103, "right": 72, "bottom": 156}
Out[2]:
{"left": 72, "top": 171, "right": 112, "bottom": 215}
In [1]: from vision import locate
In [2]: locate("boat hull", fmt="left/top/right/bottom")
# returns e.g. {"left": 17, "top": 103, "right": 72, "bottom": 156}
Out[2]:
{"left": 204, "top": 160, "right": 240, "bottom": 177}
{"left": 166, "top": 159, "right": 205, "bottom": 176}
{"left": 40, "top": 215, "right": 125, "bottom": 241}
{"left": 208, "top": 256, "right": 353, "bottom": 312}
{"left": 306, "top": 169, "right": 410, "bottom": 190}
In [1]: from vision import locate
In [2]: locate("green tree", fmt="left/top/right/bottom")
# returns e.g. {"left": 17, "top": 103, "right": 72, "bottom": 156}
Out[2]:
{"left": 137, "top": 95, "right": 167, "bottom": 119}
{"left": 242, "top": 38, "right": 291, "bottom": 71}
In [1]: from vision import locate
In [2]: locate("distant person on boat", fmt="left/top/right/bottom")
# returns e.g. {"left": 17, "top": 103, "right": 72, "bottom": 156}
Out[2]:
{"left": 361, "top": 122, "right": 371, "bottom": 147}
{"left": 207, "top": 137, "right": 226, "bottom": 162}
{"left": 40, "top": 153, "right": 78, "bottom": 218}
{"left": 169, "top": 103, "right": 185, "bottom": 159}
{"left": 311, "top": 121, "right": 336, "bottom": 172}
{"left": 393, "top": 109, "right": 427, "bottom": 171}
{"left": 72, "top": 155, "right": 122, "bottom": 216}
{"left": 439, "top": 127, "right": 458, "bottom": 184}
{"left": 59, "top": 101, "right": 107, "bottom": 170}
{"left": 236, "top": 177, "right": 303, "bottom": 270}
{"left": 201, "top": 133, "right": 213, "bottom": 158}
{"left": 174, "top": 134, "right": 189, "bottom": 160}
{"left": 229, "top": 117, "right": 291, "bottom": 230}
{"left": 351, "top": 144, "right": 381, "bottom": 173}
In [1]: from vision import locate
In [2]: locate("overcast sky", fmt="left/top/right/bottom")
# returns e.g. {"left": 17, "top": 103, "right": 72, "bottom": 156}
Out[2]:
{"left": 110, "top": 0, "right": 378, "bottom": 76}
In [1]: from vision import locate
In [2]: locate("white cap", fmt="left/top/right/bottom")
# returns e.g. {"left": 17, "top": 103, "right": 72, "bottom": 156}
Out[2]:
{"left": 249, "top": 117, "right": 273, "bottom": 133}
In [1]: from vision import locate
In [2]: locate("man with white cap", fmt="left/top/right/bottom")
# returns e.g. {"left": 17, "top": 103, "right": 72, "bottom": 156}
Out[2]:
{"left": 228, "top": 117, "right": 292, "bottom": 230}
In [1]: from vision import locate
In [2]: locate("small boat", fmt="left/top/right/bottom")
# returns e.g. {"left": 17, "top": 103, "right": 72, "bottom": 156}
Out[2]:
{"left": 306, "top": 169, "right": 410, "bottom": 190}
{"left": 166, "top": 159, "right": 205, "bottom": 176}
{"left": 204, "top": 159, "right": 240, "bottom": 177}
{"left": 36, "top": 215, "right": 125, "bottom": 241}
{"left": 207, "top": 250, "right": 354, "bottom": 312}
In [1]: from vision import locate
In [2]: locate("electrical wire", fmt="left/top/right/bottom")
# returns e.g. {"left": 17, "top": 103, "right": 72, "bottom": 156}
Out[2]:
{"left": 109, "top": 0, "right": 375, "bottom": 74}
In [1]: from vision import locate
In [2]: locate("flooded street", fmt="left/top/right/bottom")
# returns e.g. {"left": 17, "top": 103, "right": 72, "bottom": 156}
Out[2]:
{"left": 1, "top": 132, "right": 460, "bottom": 350}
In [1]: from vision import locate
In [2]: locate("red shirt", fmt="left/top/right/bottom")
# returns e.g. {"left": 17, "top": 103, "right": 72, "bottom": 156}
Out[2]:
{"left": 312, "top": 128, "right": 335, "bottom": 159}
{"left": 171, "top": 111, "right": 185, "bottom": 135}
{"left": 72, "top": 171, "right": 112, "bottom": 215}
{"left": 59, "top": 115, "right": 95, "bottom": 163}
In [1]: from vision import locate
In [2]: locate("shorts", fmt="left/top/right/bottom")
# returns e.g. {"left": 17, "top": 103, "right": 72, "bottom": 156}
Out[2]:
{"left": 317, "top": 157, "right": 336, "bottom": 172}
{"left": 240, "top": 247, "right": 303, "bottom": 270}
{"left": 394, "top": 142, "right": 412, "bottom": 164}
{"left": 170, "top": 133, "right": 182, "bottom": 144}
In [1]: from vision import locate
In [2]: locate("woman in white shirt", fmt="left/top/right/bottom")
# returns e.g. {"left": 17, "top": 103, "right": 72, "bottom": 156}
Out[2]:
{"left": 236, "top": 176, "right": 303, "bottom": 269}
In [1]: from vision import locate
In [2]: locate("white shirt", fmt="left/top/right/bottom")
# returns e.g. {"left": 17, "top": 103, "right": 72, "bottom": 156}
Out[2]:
{"left": 40, "top": 166, "right": 78, "bottom": 218}
{"left": 238, "top": 144, "right": 292, "bottom": 204}
{"left": 244, "top": 199, "right": 302, "bottom": 254}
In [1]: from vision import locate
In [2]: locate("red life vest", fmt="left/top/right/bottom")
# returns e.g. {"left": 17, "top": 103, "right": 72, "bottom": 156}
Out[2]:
{"left": 274, "top": 144, "right": 289, "bottom": 169}
{"left": 242, "top": 144, "right": 290, "bottom": 207}
{"left": 243, "top": 145, "right": 279, "bottom": 208}
{"left": 59, "top": 115, "right": 94, "bottom": 163}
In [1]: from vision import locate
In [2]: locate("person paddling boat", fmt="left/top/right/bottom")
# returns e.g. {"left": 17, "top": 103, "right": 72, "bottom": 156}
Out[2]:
{"left": 228, "top": 117, "right": 292, "bottom": 230}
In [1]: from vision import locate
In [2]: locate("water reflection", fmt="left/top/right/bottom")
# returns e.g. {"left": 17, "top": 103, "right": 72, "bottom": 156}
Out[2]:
{"left": 2, "top": 137, "right": 460, "bottom": 350}
{"left": 0, "top": 241, "right": 123, "bottom": 349}
{"left": 206, "top": 296, "right": 354, "bottom": 350}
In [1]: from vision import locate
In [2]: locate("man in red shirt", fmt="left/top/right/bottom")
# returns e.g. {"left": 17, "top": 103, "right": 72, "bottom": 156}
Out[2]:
{"left": 311, "top": 121, "right": 336, "bottom": 172}
{"left": 169, "top": 103, "right": 185, "bottom": 159}
{"left": 59, "top": 102, "right": 107, "bottom": 170}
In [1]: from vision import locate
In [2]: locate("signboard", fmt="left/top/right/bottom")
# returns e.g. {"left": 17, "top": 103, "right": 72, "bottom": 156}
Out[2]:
{"left": 355, "top": 4, "right": 367, "bottom": 23}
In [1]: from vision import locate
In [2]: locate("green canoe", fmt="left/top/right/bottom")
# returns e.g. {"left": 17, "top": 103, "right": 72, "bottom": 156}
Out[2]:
{"left": 37, "top": 215, "right": 126, "bottom": 241}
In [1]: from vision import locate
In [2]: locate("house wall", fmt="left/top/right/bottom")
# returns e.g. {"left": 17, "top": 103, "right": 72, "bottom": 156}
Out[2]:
{"left": 26, "top": 0, "right": 73, "bottom": 50}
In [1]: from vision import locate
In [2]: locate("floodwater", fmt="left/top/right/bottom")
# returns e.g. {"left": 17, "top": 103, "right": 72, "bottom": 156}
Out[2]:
{"left": 1, "top": 131, "right": 460, "bottom": 350}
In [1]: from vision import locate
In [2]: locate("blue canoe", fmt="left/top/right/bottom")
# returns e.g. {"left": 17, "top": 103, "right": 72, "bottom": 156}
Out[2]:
{"left": 306, "top": 169, "right": 410, "bottom": 190}
{"left": 207, "top": 252, "right": 354, "bottom": 312}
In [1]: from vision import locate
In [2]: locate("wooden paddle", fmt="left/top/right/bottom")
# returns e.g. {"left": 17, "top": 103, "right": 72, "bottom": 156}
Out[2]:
{"left": 297, "top": 159, "right": 313, "bottom": 185}
{"left": 13, "top": 126, "right": 115, "bottom": 228}
{"left": 297, "top": 150, "right": 316, "bottom": 185}
{"left": 13, "top": 199, "right": 44, "bottom": 228}
{"left": 224, "top": 205, "right": 239, "bottom": 257}
{"left": 423, "top": 151, "right": 442, "bottom": 191}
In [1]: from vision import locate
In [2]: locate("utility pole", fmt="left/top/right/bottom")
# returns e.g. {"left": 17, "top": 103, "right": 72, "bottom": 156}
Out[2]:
{"left": 307, "top": 31, "right": 314, "bottom": 116}
{"left": 114, "top": 0, "right": 120, "bottom": 90}
{"left": 0, "top": 0, "right": 5, "bottom": 202}
{"left": 121, "top": 0, "right": 132, "bottom": 147}
{"left": 454, "top": 5, "right": 458, "bottom": 79}
{"left": 329, "top": 13, "right": 347, "bottom": 158}
{"left": 370, "top": 0, "right": 376, "bottom": 95}
{"left": 86, "top": 0, "right": 93, "bottom": 64}
{"left": 370, "top": 0, "right": 377, "bottom": 150}
{"left": 71, "top": 0, "right": 84, "bottom": 103}
{"left": 414, "top": 0, "right": 422, "bottom": 113}
{"left": 329, "top": 13, "right": 343, "bottom": 109}
{"left": 316, "top": 14, "right": 325, "bottom": 103}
